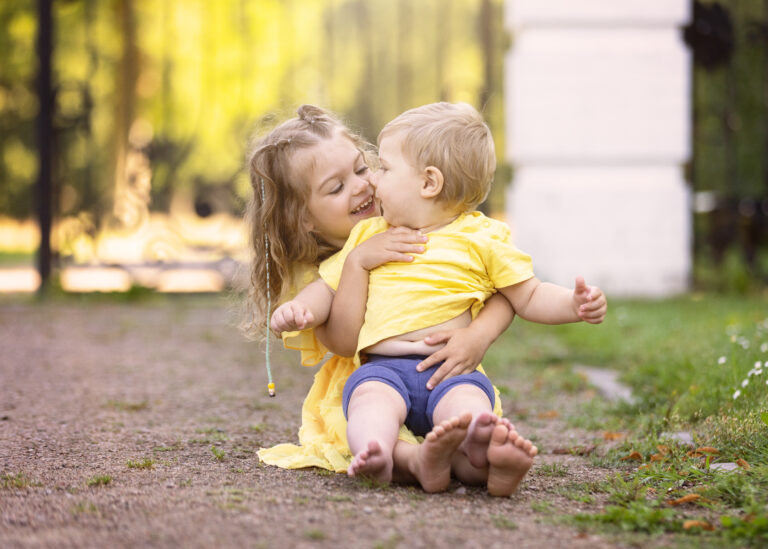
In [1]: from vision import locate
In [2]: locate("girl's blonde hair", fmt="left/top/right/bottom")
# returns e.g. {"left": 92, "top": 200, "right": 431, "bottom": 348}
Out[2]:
{"left": 243, "top": 104, "right": 373, "bottom": 339}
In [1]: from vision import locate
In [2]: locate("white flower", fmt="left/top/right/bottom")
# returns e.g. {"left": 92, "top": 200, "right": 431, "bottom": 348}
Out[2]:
{"left": 718, "top": 356, "right": 727, "bottom": 365}
{"left": 755, "top": 369, "right": 763, "bottom": 376}
{"left": 755, "top": 361, "right": 763, "bottom": 369}
{"left": 733, "top": 389, "right": 741, "bottom": 399}
{"left": 741, "top": 379, "right": 749, "bottom": 388}
{"left": 761, "top": 343, "right": 768, "bottom": 353}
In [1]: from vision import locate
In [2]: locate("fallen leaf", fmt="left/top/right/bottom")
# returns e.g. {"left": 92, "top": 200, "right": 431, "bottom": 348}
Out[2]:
{"left": 620, "top": 451, "right": 642, "bottom": 461}
{"left": 537, "top": 410, "right": 559, "bottom": 419}
{"left": 683, "top": 520, "right": 715, "bottom": 531}
{"left": 552, "top": 445, "right": 596, "bottom": 456}
{"left": 656, "top": 445, "right": 670, "bottom": 455}
{"left": 638, "top": 463, "right": 650, "bottom": 470}
{"left": 650, "top": 453, "right": 666, "bottom": 462}
{"left": 695, "top": 446, "right": 719, "bottom": 454}
{"left": 736, "top": 458, "right": 750, "bottom": 470}
{"left": 668, "top": 494, "right": 701, "bottom": 506}
{"left": 687, "top": 450, "right": 704, "bottom": 458}
{"left": 603, "top": 431, "right": 623, "bottom": 441}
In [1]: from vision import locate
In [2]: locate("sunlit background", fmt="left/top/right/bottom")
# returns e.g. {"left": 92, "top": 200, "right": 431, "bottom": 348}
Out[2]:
{"left": 0, "top": 0, "right": 766, "bottom": 293}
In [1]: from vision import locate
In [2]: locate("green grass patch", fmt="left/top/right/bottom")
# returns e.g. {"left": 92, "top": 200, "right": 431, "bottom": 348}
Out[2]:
{"left": 210, "top": 446, "right": 226, "bottom": 461}
{"left": 486, "top": 294, "right": 768, "bottom": 543}
{"left": 1, "top": 472, "right": 36, "bottom": 489}
{"left": 491, "top": 514, "right": 518, "bottom": 529}
{"left": 86, "top": 475, "right": 112, "bottom": 487}
{"left": 304, "top": 529, "right": 326, "bottom": 540}
{"left": 536, "top": 463, "right": 569, "bottom": 477}
{"left": 126, "top": 458, "right": 155, "bottom": 469}
{"left": 106, "top": 399, "right": 149, "bottom": 412}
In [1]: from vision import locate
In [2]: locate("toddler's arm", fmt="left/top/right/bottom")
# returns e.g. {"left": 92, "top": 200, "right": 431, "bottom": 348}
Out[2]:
{"left": 499, "top": 276, "right": 606, "bottom": 325}
{"left": 316, "top": 227, "right": 428, "bottom": 356}
{"left": 416, "top": 292, "right": 516, "bottom": 389}
{"left": 270, "top": 279, "right": 334, "bottom": 333}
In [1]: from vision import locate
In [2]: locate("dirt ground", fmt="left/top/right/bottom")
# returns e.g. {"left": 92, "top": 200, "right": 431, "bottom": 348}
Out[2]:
{"left": 1, "top": 296, "right": 653, "bottom": 548}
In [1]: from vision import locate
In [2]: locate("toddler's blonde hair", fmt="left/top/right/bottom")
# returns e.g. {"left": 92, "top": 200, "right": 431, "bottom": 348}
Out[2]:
{"left": 378, "top": 102, "right": 495, "bottom": 212}
{"left": 244, "top": 105, "right": 374, "bottom": 339}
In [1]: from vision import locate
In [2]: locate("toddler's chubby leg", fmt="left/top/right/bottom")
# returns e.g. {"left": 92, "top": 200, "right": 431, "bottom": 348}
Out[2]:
{"left": 487, "top": 424, "right": 538, "bottom": 497}
{"left": 346, "top": 381, "right": 407, "bottom": 484}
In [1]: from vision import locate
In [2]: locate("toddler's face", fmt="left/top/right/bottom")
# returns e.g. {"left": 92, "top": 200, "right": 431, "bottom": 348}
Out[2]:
{"left": 374, "top": 133, "right": 424, "bottom": 228}
{"left": 297, "top": 130, "right": 379, "bottom": 248}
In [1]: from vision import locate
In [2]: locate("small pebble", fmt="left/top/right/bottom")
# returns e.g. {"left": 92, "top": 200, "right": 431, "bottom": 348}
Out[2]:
{"left": 454, "top": 487, "right": 467, "bottom": 495}
{"left": 363, "top": 506, "right": 373, "bottom": 514}
{"left": 710, "top": 462, "right": 738, "bottom": 472}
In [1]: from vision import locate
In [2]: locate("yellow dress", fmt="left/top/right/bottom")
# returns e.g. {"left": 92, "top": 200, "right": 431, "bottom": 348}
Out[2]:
{"left": 256, "top": 269, "right": 421, "bottom": 473}
{"left": 258, "top": 212, "right": 530, "bottom": 472}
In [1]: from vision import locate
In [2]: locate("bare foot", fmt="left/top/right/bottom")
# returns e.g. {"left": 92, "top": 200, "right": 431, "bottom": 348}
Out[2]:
{"left": 347, "top": 440, "right": 392, "bottom": 484}
{"left": 409, "top": 412, "right": 471, "bottom": 493}
{"left": 486, "top": 424, "right": 538, "bottom": 497}
{"left": 459, "top": 411, "right": 499, "bottom": 468}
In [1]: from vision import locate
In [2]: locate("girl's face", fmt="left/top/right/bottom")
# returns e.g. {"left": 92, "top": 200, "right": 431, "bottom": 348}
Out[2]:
{"left": 297, "top": 130, "right": 379, "bottom": 248}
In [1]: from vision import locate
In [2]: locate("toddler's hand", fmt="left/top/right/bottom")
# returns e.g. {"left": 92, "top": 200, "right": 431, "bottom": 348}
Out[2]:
{"left": 415, "top": 327, "right": 484, "bottom": 390}
{"left": 270, "top": 300, "right": 314, "bottom": 333}
{"left": 350, "top": 227, "right": 427, "bottom": 271}
{"left": 572, "top": 276, "right": 607, "bottom": 324}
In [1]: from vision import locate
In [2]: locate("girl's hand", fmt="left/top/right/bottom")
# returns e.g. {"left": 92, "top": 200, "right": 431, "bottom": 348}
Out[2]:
{"left": 415, "top": 327, "right": 487, "bottom": 390}
{"left": 349, "top": 227, "right": 427, "bottom": 271}
{"left": 270, "top": 300, "right": 314, "bottom": 334}
{"left": 572, "top": 276, "right": 607, "bottom": 324}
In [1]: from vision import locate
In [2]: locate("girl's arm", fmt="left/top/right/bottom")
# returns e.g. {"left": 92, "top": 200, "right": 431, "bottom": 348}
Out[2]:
{"left": 415, "top": 292, "right": 515, "bottom": 389}
{"left": 315, "top": 227, "right": 427, "bottom": 356}
{"left": 499, "top": 276, "right": 607, "bottom": 325}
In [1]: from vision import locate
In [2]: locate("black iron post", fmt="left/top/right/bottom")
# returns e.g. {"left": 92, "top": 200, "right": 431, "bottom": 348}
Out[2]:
{"left": 36, "top": 0, "right": 53, "bottom": 294}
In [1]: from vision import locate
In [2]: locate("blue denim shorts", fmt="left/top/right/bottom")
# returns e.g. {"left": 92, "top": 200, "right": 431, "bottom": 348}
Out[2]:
{"left": 342, "top": 354, "right": 495, "bottom": 436}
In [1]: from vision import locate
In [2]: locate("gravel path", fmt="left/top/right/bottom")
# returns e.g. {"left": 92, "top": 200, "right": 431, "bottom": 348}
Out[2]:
{"left": 1, "top": 297, "right": 646, "bottom": 548}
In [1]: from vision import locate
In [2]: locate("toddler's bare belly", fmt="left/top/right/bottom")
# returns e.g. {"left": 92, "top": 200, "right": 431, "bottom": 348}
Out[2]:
{"left": 363, "top": 310, "right": 472, "bottom": 356}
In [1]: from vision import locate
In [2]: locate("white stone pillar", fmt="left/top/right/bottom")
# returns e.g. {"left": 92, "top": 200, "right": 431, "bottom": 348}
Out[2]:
{"left": 505, "top": 0, "right": 691, "bottom": 297}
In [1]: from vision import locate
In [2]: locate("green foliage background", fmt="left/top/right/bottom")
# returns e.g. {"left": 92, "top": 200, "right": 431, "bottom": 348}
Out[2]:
{"left": 0, "top": 0, "right": 507, "bottom": 223}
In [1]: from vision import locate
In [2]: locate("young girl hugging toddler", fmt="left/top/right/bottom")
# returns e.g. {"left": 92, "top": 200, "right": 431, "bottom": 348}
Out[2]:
{"left": 273, "top": 102, "right": 607, "bottom": 496}
{"left": 247, "top": 105, "right": 517, "bottom": 482}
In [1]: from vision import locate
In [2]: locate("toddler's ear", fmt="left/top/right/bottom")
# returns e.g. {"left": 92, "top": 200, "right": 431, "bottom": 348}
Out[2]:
{"left": 421, "top": 166, "right": 444, "bottom": 199}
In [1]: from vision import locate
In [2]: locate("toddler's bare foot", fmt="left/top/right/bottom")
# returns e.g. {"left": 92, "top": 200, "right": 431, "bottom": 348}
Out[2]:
{"left": 459, "top": 411, "right": 499, "bottom": 468}
{"left": 410, "top": 412, "right": 471, "bottom": 493}
{"left": 486, "top": 424, "right": 538, "bottom": 497}
{"left": 347, "top": 440, "right": 393, "bottom": 484}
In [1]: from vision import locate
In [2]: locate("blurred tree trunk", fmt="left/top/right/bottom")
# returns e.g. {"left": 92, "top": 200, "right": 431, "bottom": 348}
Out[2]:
{"left": 112, "top": 0, "right": 138, "bottom": 227}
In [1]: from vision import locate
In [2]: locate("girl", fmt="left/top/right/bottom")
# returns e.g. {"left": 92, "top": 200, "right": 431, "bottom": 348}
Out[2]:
{"left": 247, "top": 105, "right": 516, "bottom": 489}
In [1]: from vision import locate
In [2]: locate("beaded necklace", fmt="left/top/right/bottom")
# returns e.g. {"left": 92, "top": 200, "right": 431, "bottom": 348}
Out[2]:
{"left": 260, "top": 178, "right": 276, "bottom": 397}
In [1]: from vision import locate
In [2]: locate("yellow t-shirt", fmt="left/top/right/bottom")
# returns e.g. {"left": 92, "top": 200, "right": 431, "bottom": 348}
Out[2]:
{"left": 319, "top": 211, "right": 534, "bottom": 352}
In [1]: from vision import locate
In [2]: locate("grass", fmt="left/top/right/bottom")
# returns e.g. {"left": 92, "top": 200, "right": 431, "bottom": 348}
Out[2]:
{"left": 106, "top": 399, "right": 149, "bottom": 412}
{"left": 484, "top": 294, "right": 768, "bottom": 545}
{"left": 126, "top": 458, "right": 155, "bottom": 470}
{"left": 86, "top": 475, "right": 112, "bottom": 487}
{"left": 1, "top": 472, "right": 36, "bottom": 489}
